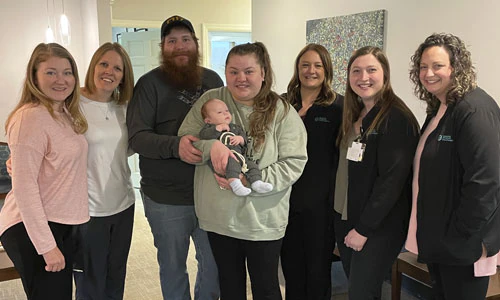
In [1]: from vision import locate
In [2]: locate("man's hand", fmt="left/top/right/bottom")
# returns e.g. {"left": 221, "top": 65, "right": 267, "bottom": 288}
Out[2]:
{"left": 42, "top": 247, "right": 65, "bottom": 272}
{"left": 179, "top": 135, "right": 202, "bottom": 164}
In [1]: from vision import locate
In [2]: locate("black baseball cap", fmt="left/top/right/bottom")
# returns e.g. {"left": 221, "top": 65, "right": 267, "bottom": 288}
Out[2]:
{"left": 161, "top": 15, "right": 195, "bottom": 38}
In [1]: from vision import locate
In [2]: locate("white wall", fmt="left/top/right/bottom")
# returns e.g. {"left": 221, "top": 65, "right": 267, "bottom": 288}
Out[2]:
{"left": 0, "top": 0, "right": 111, "bottom": 142}
{"left": 252, "top": 0, "right": 500, "bottom": 124}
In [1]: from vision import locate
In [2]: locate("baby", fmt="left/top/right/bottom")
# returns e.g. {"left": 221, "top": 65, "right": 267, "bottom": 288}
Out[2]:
{"left": 199, "top": 98, "right": 273, "bottom": 196}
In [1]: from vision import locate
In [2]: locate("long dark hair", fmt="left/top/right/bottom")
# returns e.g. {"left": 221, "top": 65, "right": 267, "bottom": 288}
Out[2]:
{"left": 338, "top": 46, "right": 418, "bottom": 145}
{"left": 286, "top": 43, "right": 337, "bottom": 108}
{"left": 409, "top": 33, "right": 477, "bottom": 114}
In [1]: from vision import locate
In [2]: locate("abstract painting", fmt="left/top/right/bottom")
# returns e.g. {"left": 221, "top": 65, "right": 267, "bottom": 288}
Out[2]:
{"left": 306, "top": 10, "right": 386, "bottom": 94}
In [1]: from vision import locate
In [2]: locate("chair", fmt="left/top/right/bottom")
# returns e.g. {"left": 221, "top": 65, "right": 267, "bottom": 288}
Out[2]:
{"left": 0, "top": 141, "right": 18, "bottom": 282}
{"left": 391, "top": 251, "right": 500, "bottom": 300}
{"left": 0, "top": 245, "right": 19, "bottom": 282}
{"left": 0, "top": 141, "right": 11, "bottom": 199}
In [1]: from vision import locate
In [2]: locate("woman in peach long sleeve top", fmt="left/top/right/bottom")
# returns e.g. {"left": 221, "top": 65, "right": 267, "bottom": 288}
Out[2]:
{"left": 0, "top": 43, "right": 89, "bottom": 300}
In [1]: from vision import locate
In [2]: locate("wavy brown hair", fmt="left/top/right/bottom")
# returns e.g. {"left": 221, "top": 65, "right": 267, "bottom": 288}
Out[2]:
{"left": 338, "top": 46, "right": 418, "bottom": 145}
{"left": 409, "top": 33, "right": 477, "bottom": 114}
{"left": 225, "top": 42, "right": 289, "bottom": 150}
{"left": 5, "top": 43, "right": 87, "bottom": 134}
{"left": 286, "top": 43, "right": 337, "bottom": 108}
{"left": 84, "top": 42, "right": 134, "bottom": 105}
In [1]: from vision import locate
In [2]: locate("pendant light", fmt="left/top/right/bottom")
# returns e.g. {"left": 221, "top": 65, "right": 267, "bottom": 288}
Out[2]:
{"left": 59, "top": 0, "right": 71, "bottom": 46}
{"left": 45, "top": 0, "right": 54, "bottom": 43}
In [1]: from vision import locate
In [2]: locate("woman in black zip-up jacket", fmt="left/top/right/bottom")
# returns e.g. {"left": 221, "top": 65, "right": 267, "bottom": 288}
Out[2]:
{"left": 407, "top": 33, "right": 500, "bottom": 300}
{"left": 281, "top": 43, "right": 343, "bottom": 300}
{"left": 333, "top": 46, "right": 419, "bottom": 299}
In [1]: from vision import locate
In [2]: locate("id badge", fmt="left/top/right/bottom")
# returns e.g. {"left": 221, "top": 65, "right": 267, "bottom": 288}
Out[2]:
{"left": 346, "top": 141, "right": 366, "bottom": 162}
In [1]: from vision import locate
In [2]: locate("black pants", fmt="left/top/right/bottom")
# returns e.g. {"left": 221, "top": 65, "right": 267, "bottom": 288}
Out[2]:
{"left": 74, "top": 204, "right": 135, "bottom": 300}
{"left": 281, "top": 208, "right": 334, "bottom": 300}
{"left": 207, "top": 232, "right": 282, "bottom": 300}
{"left": 334, "top": 212, "right": 406, "bottom": 300}
{"left": 427, "top": 263, "right": 489, "bottom": 300}
{"left": 0, "top": 222, "right": 74, "bottom": 300}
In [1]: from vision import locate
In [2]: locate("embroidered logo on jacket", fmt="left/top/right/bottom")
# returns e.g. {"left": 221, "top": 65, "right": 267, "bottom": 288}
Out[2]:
{"left": 437, "top": 135, "right": 454, "bottom": 142}
{"left": 314, "top": 117, "right": 330, "bottom": 123}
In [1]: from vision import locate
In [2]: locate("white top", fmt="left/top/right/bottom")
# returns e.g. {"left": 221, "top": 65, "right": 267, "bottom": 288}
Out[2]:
{"left": 80, "top": 96, "right": 135, "bottom": 217}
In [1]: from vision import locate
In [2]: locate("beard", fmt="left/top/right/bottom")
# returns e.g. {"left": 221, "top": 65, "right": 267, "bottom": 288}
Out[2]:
{"left": 160, "top": 49, "right": 202, "bottom": 90}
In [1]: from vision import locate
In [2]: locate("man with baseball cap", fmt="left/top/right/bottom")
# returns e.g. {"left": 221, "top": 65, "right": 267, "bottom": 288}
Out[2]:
{"left": 127, "top": 15, "right": 223, "bottom": 299}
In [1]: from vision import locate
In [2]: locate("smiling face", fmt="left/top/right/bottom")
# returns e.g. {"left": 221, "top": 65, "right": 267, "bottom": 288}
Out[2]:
{"left": 225, "top": 54, "right": 265, "bottom": 105}
{"left": 203, "top": 99, "right": 232, "bottom": 125}
{"left": 93, "top": 50, "right": 124, "bottom": 96}
{"left": 349, "top": 54, "right": 384, "bottom": 105}
{"left": 162, "top": 27, "right": 198, "bottom": 67}
{"left": 419, "top": 46, "right": 453, "bottom": 103}
{"left": 298, "top": 50, "right": 325, "bottom": 90}
{"left": 36, "top": 56, "right": 75, "bottom": 111}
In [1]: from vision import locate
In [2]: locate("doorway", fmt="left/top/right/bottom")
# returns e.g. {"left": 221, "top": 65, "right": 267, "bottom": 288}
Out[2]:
{"left": 114, "top": 25, "right": 251, "bottom": 187}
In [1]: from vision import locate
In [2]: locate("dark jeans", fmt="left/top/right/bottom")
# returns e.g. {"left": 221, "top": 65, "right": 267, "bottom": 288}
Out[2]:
{"left": 208, "top": 232, "right": 283, "bottom": 300}
{"left": 427, "top": 263, "right": 489, "bottom": 300}
{"left": 281, "top": 208, "right": 334, "bottom": 300}
{"left": 334, "top": 212, "right": 406, "bottom": 300}
{"left": 1, "top": 222, "right": 74, "bottom": 300}
{"left": 74, "top": 204, "right": 135, "bottom": 300}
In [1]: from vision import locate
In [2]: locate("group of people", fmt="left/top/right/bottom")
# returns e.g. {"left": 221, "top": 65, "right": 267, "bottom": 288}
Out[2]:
{"left": 0, "top": 40, "right": 136, "bottom": 300}
{"left": 0, "top": 13, "right": 498, "bottom": 300}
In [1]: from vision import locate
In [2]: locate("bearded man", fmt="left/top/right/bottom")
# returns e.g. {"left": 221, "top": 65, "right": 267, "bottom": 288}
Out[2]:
{"left": 127, "top": 15, "right": 223, "bottom": 300}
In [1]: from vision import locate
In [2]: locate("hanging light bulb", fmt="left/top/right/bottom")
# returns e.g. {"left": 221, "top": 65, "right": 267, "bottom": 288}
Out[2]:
{"left": 59, "top": 0, "right": 71, "bottom": 45}
{"left": 60, "top": 14, "right": 69, "bottom": 35}
{"left": 45, "top": 26, "right": 55, "bottom": 43}
{"left": 45, "top": 0, "right": 54, "bottom": 43}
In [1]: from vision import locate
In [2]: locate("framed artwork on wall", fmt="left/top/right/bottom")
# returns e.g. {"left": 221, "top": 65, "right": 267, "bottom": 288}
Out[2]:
{"left": 306, "top": 9, "right": 387, "bottom": 95}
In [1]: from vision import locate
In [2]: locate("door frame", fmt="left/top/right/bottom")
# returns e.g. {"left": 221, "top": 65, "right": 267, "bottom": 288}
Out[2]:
{"left": 201, "top": 23, "right": 251, "bottom": 68}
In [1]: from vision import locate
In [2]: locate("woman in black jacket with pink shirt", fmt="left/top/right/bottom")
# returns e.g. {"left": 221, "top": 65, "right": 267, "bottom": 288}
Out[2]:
{"left": 407, "top": 33, "right": 500, "bottom": 300}
{"left": 333, "top": 46, "right": 419, "bottom": 299}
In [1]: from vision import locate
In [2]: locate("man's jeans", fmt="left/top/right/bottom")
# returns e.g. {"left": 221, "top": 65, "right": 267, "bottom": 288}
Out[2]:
{"left": 141, "top": 191, "right": 219, "bottom": 300}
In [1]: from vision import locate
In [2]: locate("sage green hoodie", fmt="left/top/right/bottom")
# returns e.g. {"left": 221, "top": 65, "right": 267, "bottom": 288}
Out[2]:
{"left": 179, "top": 87, "right": 307, "bottom": 241}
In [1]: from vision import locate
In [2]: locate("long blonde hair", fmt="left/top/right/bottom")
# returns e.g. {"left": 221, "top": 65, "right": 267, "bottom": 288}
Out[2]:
{"left": 84, "top": 42, "right": 134, "bottom": 105}
{"left": 5, "top": 43, "right": 87, "bottom": 134}
{"left": 225, "top": 42, "right": 289, "bottom": 150}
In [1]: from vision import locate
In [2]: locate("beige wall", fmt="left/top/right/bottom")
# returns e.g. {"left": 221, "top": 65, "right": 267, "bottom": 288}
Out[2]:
{"left": 111, "top": 0, "right": 252, "bottom": 54}
{"left": 252, "top": 0, "right": 500, "bottom": 124}
{"left": 0, "top": 0, "right": 111, "bottom": 142}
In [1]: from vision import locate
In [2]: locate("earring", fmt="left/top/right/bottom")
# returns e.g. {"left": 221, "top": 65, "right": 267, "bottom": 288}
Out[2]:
{"left": 114, "top": 87, "right": 120, "bottom": 102}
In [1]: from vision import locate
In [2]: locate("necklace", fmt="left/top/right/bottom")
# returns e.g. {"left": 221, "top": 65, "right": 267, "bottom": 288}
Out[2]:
{"left": 97, "top": 104, "right": 109, "bottom": 120}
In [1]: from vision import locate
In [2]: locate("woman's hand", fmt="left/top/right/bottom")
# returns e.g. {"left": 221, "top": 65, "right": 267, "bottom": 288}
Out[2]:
{"left": 344, "top": 229, "right": 368, "bottom": 252}
{"left": 210, "top": 141, "right": 236, "bottom": 175}
{"left": 214, "top": 173, "right": 247, "bottom": 190}
{"left": 42, "top": 246, "right": 65, "bottom": 272}
{"left": 6, "top": 157, "right": 12, "bottom": 176}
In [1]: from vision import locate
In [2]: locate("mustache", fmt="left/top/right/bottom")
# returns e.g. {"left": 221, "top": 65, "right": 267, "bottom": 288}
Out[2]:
{"left": 171, "top": 51, "right": 191, "bottom": 57}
